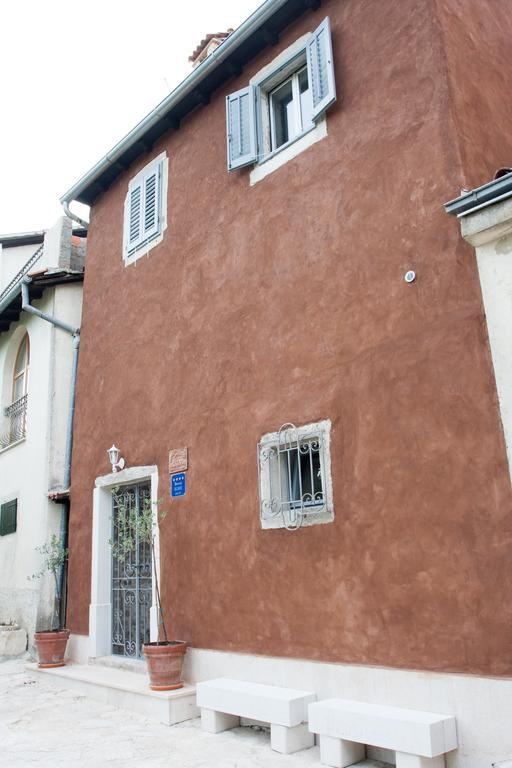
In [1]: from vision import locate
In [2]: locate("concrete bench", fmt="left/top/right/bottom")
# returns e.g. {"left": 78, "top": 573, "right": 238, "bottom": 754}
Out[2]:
{"left": 196, "top": 677, "right": 316, "bottom": 754}
{"left": 308, "top": 699, "right": 457, "bottom": 768}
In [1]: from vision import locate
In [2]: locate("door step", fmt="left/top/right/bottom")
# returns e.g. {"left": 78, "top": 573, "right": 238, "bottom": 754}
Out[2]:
{"left": 26, "top": 662, "right": 199, "bottom": 725}
{"left": 89, "top": 654, "right": 148, "bottom": 675}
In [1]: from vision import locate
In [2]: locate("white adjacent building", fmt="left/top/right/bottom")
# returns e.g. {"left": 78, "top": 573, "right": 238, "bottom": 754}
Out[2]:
{"left": 0, "top": 217, "right": 85, "bottom": 647}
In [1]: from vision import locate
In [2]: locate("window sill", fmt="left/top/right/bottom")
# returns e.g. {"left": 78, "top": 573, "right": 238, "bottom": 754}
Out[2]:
{"left": 0, "top": 437, "right": 26, "bottom": 455}
{"left": 124, "top": 231, "right": 162, "bottom": 267}
{"left": 250, "top": 116, "right": 327, "bottom": 186}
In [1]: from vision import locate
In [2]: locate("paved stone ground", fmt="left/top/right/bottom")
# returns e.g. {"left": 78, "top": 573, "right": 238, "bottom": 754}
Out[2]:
{"left": 0, "top": 658, "right": 370, "bottom": 768}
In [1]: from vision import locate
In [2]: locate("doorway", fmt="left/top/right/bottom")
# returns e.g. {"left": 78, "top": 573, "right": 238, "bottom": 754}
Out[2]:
{"left": 111, "top": 483, "right": 152, "bottom": 659}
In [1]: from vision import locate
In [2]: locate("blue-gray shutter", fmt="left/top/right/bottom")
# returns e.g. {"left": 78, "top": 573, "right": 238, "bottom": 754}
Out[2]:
{"left": 307, "top": 16, "right": 336, "bottom": 120}
{"left": 142, "top": 164, "right": 161, "bottom": 241}
{"left": 0, "top": 499, "right": 17, "bottom": 536}
{"left": 226, "top": 85, "right": 257, "bottom": 171}
{"left": 126, "top": 181, "right": 143, "bottom": 253}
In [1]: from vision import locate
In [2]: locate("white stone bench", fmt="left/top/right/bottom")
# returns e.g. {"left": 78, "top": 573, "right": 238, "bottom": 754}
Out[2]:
{"left": 308, "top": 699, "right": 457, "bottom": 768}
{"left": 196, "top": 678, "right": 316, "bottom": 754}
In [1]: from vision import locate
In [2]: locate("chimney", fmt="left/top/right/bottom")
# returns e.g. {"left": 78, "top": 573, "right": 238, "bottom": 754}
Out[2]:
{"left": 189, "top": 29, "right": 233, "bottom": 68}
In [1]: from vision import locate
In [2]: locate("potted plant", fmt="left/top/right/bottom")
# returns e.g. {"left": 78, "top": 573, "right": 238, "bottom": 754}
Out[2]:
{"left": 111, "top": 488, "right": 187, "bottom": 690}
{"left": 29, "top": 534, "right": 69, "bottom": 668}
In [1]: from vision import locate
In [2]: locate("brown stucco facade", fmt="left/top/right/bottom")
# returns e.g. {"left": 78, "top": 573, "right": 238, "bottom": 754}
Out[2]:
{"left": 68, "top": 0, "right": 512, "bottom": 676}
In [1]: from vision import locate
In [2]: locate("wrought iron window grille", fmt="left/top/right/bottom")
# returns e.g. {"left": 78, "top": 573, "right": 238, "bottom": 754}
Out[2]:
{"left": 1, "top": 394, "right": 28, "bottom": 449}
{"left": 258, "top": 422, "right": 332, "bottom": 531}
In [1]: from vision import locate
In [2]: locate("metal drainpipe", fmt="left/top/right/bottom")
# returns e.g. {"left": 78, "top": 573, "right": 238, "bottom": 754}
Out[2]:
{"left": 22, "top": 277, "right": 81, "bottom": 625}
{"left": 61, "top": 200, "right": 89, "bottom": 231}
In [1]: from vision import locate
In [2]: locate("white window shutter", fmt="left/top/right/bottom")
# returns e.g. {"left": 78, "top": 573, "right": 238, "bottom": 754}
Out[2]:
{"left": 226, "top": 85, "right": 257, "bottom": 171}
{"left": 125, "top": 180, "right": 143, "bottom": 254}
{"left": 307, "top": 16, "right": 336, "bottom": 120}
{"left": 142, "top": 164, "right": 161, "bottom": 241}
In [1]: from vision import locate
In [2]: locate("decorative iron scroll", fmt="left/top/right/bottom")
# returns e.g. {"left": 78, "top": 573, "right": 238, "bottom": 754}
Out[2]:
{"left": 259, "top": 423, "right": 326, "bottom": 531}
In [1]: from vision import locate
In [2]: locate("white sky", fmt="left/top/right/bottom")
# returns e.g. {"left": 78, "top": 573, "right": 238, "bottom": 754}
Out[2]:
{"left": 0, "top": 0, "right": 260, "bottom": 234}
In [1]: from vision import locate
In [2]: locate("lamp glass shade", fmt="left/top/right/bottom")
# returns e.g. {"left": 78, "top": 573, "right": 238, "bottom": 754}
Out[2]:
{"left": 108, "top": 445, "right": 120, "bottom": 466}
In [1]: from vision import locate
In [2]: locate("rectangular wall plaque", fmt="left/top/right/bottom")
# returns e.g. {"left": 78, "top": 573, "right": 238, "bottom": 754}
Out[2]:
{"left": 169, "top": 447, "right": 188, "bottom": 474}
{"left": 171, "top": 473, "right": 186, "bottom": 498}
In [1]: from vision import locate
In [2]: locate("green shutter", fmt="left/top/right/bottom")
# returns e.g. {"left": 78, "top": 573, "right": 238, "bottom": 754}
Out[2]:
{"left": 0, "top": 499, "right": 17, "bottom": 536}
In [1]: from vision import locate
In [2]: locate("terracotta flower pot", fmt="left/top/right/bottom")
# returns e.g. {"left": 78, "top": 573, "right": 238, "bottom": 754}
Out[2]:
{"left": 143, "top": 640, "right": 188, "bottom": 691}
{"left": 34, "top": 629, "right": 70, "bottom": 668}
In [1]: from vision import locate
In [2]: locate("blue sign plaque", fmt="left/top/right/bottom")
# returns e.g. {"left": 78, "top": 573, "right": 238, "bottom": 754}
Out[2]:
{"left": 171, "top": 472, "right": 186, "bottom": 498}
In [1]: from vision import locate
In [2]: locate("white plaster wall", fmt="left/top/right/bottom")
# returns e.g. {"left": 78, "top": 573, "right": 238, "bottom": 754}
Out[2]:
{"left": 461, "top": 201, "right": 512, "bottom": 482}
{"left": 0, "top": 301, "right": 56, "bottom": 638}
{"left": 0, "top": 284, "right": 83, "bottom": 642}
{"left": 0, "top": 242, "right": 44, "bottom": 292}
{"left": 47, "top": 283, "right": 83, "bottom": 490}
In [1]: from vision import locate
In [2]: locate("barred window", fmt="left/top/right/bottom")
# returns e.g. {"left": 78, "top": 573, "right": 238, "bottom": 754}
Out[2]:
{"left": 258, "top": 420, "right": 334, "bottom": 531}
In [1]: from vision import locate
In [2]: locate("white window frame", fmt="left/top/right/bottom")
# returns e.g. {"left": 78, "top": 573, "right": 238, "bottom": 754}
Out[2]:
{"left": 258, "top": 419, "right": 334, "bottom": 531}
{"left": 123, "top": 151, "right": 169, "bottom": 266}
{"left": 268, "top": 64, "right": 314, "bottom": 152}
{"left": 249, "top": 33, "right": 328, "bottom": 185}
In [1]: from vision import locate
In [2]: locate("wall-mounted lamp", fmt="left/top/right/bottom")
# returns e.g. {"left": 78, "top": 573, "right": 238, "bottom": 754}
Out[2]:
{"left": 108, "top": 444, "right": 125, "bottom": 473}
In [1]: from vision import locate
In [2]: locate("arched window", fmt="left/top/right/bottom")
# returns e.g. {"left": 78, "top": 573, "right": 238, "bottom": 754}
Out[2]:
{"left": 2, "top": 333, "right": 30, "bottom": 447}
{"left": 12, "top": 334, "right": 30, "bottom": 403}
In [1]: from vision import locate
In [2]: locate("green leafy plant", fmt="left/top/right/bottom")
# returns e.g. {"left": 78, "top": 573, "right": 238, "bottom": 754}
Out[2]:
{"left": 29, "top": 534, "right": 68, "bottom": 631}
{"left": 110, "top": 488, "right": 168, "bottom": 643}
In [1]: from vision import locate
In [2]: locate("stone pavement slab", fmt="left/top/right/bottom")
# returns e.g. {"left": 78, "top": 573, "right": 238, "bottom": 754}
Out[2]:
{"left": 0, "top": 658, "right": 388, "bottom": 768}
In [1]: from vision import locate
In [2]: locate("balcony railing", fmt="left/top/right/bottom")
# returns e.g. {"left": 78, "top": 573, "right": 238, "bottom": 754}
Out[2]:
{"left": 1, "top": 394, "right": 28, "bottom": 449}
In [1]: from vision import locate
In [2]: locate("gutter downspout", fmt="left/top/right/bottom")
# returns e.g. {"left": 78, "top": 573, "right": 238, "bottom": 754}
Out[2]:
{"left": 61, "top": 200, "right": 89, "bottom": 231}
{"left": 22, "top": 277, "right": 80, "bottom": 627}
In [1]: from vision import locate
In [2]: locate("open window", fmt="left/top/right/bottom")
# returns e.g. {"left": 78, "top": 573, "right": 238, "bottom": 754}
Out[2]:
{"left": 226, "top": 17, "right": 336, "bottom": 172}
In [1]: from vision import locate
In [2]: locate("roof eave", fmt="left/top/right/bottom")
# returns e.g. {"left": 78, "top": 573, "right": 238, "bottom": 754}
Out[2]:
{"left": 444, "top": 171, "right": 512, "bottom": 218}
{"left": 0, "top": 271, "right": 84, "bottom": 334}
{"left": 0, "top": 231, "right": 46, "bottom": 248}
{"left": 60, "top": 0, "right": 320, "bottom": 207}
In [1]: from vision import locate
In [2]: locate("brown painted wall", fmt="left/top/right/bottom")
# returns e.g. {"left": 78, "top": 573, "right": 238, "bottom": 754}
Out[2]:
{"left": 68, "top": 0, "right": 512, "bottom": 675}
{"left": 435, "top": 0, "right": 512, "bottom": 189}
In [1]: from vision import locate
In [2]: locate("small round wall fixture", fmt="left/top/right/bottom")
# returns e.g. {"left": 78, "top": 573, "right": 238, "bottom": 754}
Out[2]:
{"left": 108, "top": 444, "right": 125, "bottom": 473}
{"left": 404, "top": 270, "right": 416, "bottom": 283}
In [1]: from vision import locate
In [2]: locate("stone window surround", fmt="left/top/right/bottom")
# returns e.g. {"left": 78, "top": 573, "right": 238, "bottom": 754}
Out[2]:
{"left": 249, "top": 33, "right": 328, "bottom": 186}
{"left": 258, "top": 418, "right": 334, "bottom": 530}
{"left": 89, "top": 465, "right": 161, "bottom": 658}
{"left": 123, "top": 152, "right": 169, "bottom": 268}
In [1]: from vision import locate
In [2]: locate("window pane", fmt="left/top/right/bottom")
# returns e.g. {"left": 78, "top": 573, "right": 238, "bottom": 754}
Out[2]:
{"left": 13, "top": 375, "right": 24, "bottom": 401}
{"left": 279, "top": 441, "right": 323, "bottom": 507}
{"left": 271, "top": 78, "right": 294, "bottom": 149}
{"left": 14, "top": 337, "right": 27, "bottom": 375}
{"left": 298, "top": 67, "right": 313, "bottom": 129}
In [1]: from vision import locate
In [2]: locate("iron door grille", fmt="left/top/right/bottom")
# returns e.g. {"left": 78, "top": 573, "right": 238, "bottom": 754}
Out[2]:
{"left": 111, "top": 483, "right": 152, "bottom": 658}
